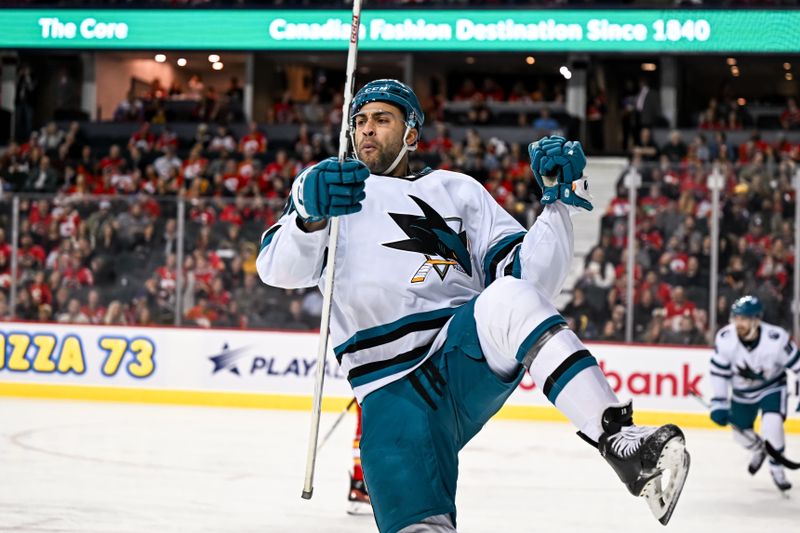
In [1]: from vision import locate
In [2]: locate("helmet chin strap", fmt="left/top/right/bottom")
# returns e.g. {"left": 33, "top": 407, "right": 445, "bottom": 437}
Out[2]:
{"left": 382, "top": 124, "right": 416, "bottom": 176}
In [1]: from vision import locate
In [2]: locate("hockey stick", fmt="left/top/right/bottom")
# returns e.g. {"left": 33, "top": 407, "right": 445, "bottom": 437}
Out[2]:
{"left": 765, "top": 441, "right": 800, "bottom": 470}
{"left": 302, "top": 0, "right": 364, "bottom": 501}
{"left": 688, "top": 390, "right": 800, "bottom": 469}
{"left": 317, "top": 398, "right": 357, "bottom": 453}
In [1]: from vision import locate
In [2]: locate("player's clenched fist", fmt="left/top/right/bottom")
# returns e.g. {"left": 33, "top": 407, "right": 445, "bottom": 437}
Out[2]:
{"left": 292, "top": 157, "right": 370, "bottom": 222}
{"left": 528, "top": 135, "right": 592, "bottom": 211}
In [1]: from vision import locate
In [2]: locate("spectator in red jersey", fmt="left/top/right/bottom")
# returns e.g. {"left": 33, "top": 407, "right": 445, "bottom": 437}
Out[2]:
{"left": 240, "top": 121, "right": 268, "bottom": 154}
{"left": 273, "top": 90, "right": 296, "bottom": 124}
{"left": 508, "top": 81, "right": 531, "bottom": 103}
{"left": 664, "top": 285, "right": 696, "bottom": 322}
{"left": 259, "top": 149, "right": 298, "bottom": 194}
{"left": 82, "top": 289, "right": 106, "bottom": 325}
{"left": 780, "top": 97, "right": 800, "bottom": 130}
{"left": 219, "top": 196, "right": 245, "bottom": 227}
{"left": 62, "top": 252, "right": 94, "bottom": 288}
{"left": 425, "top": 122, "right": 454, "bottom": 154}
{"left": 156, "top": 125, "right": 179, "bottom": 152}
{"left": 129, "top": 122, "right": 155, "bottom": 153}
{"left": 480, "top": 77, "right": 505, "bottom": 102}
{"left": 99, "top": 145, "right": 125, "bottom": 174}
{"left": 28, "top": 271, "right": 52, "bottom": 308}
{"left": 639, "top": 184, "right": 669, "bottom": 219}
{"left": 237, "top": 148, "right": 261, "bottom": 186}
{"left": 189, "top": 199, "right": 217, "bottom": 225}
{"left": 185, "top": 294, "right": 218, "bottom": 328}
{"left": 453, "top": 79, "right": 479, "bottom": 102}
{"left": 208, "top": 277, "right": 231, "bottom": 317}
{"left": 19, "top": 233, "right": 46, "bottom": 270}
{"left": 179, "top": 144, "right": 208, "bottom": 189}
{"left": 0, "top": 228, "right": 10, "bottom": 261}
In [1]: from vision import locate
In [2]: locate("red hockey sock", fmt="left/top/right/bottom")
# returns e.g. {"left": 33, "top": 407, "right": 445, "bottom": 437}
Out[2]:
{"left": 353, "top": 403, "right": 364, "bottom": 481}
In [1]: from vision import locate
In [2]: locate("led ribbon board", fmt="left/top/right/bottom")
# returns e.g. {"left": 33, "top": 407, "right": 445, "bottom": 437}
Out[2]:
{"left": 0, "top": 9, "right": 798, "bottom": 52}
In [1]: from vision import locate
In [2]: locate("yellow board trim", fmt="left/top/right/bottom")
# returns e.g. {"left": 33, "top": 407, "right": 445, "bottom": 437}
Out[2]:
{"left": 1, "top": 381, "right": 799, "bottom": 433}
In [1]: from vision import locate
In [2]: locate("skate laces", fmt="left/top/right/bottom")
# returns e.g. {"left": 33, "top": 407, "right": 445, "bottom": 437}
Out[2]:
{"left": 607, "top": 426, "right": 654, "bottom": 458}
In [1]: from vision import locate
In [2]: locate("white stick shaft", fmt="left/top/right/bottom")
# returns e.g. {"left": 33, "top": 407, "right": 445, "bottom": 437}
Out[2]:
{"left": 302, "top": 0, "right": 363, "bottom": 500}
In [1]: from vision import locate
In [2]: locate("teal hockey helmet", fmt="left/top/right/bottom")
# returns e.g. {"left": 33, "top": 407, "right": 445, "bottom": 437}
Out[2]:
{"left": 730, "top": 295, "right": 763, "bottom": 319}
{"left": 350, "top": 79, "right": 424, "bottom": 131}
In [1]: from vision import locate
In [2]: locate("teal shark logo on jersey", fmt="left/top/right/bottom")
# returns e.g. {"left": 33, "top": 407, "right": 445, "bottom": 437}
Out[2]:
{"left": 736, "top": 361, "right": 765, "bottom": 381}
{"left": 383, "top": 195, "right": 472, "bottom": 283}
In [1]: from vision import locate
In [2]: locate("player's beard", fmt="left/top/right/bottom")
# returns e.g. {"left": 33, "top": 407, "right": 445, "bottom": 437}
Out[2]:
{"left": 735, "top": 319, "right": 758, "bottom": 339}
{"left": 358, "top": 136, "right": 404, "bottom": 175}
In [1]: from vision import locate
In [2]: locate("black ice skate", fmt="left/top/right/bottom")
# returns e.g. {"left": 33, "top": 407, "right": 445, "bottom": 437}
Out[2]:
{"left": 580, "top": 401, "right": 691, "bottom": 526}
{"left": 770, "top": 466, "right": 792, "bottom": 493}
{"left": 347, "top": 475, "right": 373, "bottom": 516}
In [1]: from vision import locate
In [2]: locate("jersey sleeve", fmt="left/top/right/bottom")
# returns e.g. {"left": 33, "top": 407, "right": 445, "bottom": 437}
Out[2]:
{"left": 463, "top": 176, "right": 574, "bottom": 300}
{"left": 780, "top": 331, "right": 800, "bottom": 374}
{"left": 255, "top": 197, "right": 328, "bottom": 289}
{"left": 517, "top": 203, "right": 575, "bottom": 300}
{"left": 710, "top": 330, "right": 733, "bottom": 402}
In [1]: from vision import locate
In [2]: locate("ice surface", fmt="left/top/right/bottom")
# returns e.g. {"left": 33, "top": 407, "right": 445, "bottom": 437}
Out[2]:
{"left": 0, "top": 398, "right": 797, "bottom": 533}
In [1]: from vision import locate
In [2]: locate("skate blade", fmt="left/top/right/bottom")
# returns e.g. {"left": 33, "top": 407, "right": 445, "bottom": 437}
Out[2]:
{"left": 347, "top": 501, "right": 374, "bottom": 516}
{"left": 640, "top": 436, "right": 690, "bottom": 526}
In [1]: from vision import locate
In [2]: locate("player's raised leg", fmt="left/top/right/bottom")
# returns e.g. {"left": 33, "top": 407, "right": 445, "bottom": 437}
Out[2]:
{"left": 474, "top": 276, "right": 690, "bottom": 525}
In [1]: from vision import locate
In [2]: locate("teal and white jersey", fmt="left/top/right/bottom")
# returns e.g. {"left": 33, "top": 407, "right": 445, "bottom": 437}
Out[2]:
{"left": 256, "top": 168, "right": 574, "bottom": 401}
{"left": 711, "top": 322, "right": 800, "bottom": 404}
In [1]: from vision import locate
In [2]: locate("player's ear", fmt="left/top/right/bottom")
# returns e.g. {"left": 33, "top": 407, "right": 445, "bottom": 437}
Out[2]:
{"left": 405, "top": 127, "right": 418, "bottom": 147}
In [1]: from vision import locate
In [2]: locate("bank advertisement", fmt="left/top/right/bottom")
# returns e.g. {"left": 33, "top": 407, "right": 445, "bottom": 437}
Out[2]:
{"left": 1, "top": 322, "right": 798, "bottom": 422}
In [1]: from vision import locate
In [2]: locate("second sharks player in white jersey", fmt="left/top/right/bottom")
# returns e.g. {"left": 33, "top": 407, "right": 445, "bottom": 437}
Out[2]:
{"left": 710, "top": 295, "right": 800, "bottom": 492}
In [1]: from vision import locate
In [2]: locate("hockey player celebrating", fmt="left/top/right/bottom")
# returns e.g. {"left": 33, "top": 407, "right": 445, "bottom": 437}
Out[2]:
{"left": 257, "top": 79, "right": 690, "bottom": 532}
{"left": 710, "top": 295, "right": 800, "bottom": 492}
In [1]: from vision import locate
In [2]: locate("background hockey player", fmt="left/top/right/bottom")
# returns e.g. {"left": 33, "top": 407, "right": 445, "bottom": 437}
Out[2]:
{"left": 710, "top": 295, "right": 800, "bottom": 492}
{"left": 256, "top": 79, "right": 690, "bottom": 532}
{"left": 348, "top": 404, "right": 371, "bottom": 515}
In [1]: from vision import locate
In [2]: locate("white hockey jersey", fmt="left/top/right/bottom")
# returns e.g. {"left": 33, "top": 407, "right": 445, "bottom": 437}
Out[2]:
{"left": 256, "top": 168, "right": 574, "bottom": 401}
{"left": 711, "top": 322, "right": 800, "bottom": 404}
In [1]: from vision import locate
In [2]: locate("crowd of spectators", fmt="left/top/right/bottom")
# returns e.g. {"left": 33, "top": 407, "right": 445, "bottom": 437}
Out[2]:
{"left": 115, "top": 76, "right": 244, "bottom": 124}
{"left": 266, "top": 76, "right": 571, "bottom": 136}
{"left": 562, "top": 126, "right": 799, "bottom": 345}
{"left": 0, "top": 116, "right": 542, "bottom": 329}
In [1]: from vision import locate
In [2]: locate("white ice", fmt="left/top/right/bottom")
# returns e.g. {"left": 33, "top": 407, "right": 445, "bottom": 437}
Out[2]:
{"left": 0, "top": 398, "right": 798, "bottom": 533}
